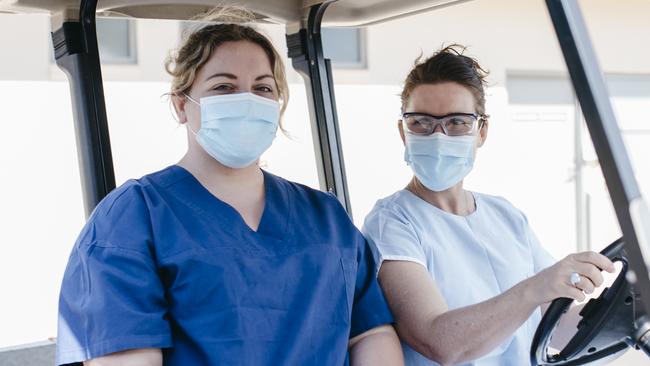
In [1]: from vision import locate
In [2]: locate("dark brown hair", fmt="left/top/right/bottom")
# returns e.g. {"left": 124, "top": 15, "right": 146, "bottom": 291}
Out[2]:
{"left": 400, "top": 44, "right": 489, "bottom": 116}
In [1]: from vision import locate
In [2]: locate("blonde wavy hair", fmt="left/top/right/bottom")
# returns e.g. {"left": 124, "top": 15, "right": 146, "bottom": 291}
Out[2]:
{"left": 164, "top": 7, "right": 289, "bottom": 117}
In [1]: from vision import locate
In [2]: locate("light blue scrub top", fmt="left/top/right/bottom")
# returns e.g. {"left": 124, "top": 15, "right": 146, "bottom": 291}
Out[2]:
{"left": 362, "top": 190, "right": 555, "bottom": 366}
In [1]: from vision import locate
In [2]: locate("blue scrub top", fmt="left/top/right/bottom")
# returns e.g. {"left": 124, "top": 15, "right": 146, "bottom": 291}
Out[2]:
{"left": 56, "top": 166, "right": 393, "bottom": 365}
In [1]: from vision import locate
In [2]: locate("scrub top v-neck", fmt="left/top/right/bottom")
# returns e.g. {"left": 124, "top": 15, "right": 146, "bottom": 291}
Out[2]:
{"left": 181, "top": 165, "right": 288, "bottom": 239}
{"left": 56, "top": 165, "right": 393, "bottom": 366}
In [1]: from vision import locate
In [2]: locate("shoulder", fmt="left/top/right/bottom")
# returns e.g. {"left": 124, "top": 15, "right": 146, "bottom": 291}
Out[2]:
{"left": 267, "top": 171, "right": 347, "bottom": 214}
{"left": 372, "top": 190, "right": 409, "bottom": 209}
{"left": 475, "top": 192, "right": 521, "bottom": 212}
{"left": 266, "top": 172, "right": 364, "bottom": 246}
{"left": 363, "top": 191, "right": 421, "bottom": 240}
{"left": 91, "top": 165, "right": 184, "bottom": 218}
{"left": 90, "top": 179, "right": 149, "bottom": 220}
{"left": 474, "top": 191, "right": 528, "bottom": 224}
{"left": 77, "top": 167, "right": 178, "bottom": 252}
{"left": 366, "top": 190, "right": 421, "bottom": 224}
{"left": 473, "top": 191, "right": 511, "bottom": 206}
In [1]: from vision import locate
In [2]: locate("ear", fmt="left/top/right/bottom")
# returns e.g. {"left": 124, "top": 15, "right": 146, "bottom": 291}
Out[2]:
{"left": 171, "top": 94, "right": 188, "bottom": 124}
{"left": 398, "top": 120, "right": 406, "bottom": 145}
{"left": 478, "top": 119, "right": 489, "bottom": 147}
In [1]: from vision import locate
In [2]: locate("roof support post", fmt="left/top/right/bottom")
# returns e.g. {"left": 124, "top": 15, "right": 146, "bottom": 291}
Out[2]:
{"left": 52, "top": 0, "right": 115, "bottom": 218}
{"left": 546, "top": 0, "right": 650, "bottom": 314}
{"left": 286, "top": 1, "right": 352, "bottom": 214}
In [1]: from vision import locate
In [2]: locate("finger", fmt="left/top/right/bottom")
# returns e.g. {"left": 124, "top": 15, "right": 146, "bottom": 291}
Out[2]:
{"left": 574, "top": 262, "right": 605, "bottom": 287}
{"left": 565, "top": 286, "right": 587, "bottom": 302}
{"left": 573, "top": 275, "right": 596, "bottom": 294}
{"left": 573, "top": 251, "right": 615, "bottom": 272}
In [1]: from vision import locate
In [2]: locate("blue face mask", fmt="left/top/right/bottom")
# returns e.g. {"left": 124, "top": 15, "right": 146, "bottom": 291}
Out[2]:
{"left": 186, "top": 92, "right": 281, "bottom": 169}
{"left": 404, "top": 132, "right": 476, "bottom": 192}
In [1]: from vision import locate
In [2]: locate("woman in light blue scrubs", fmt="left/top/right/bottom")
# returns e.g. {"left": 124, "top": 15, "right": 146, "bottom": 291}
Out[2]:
{"left": 56, "top": 11, "right": 402, "bottom": 366}
{"left": 362, "top": 45, "right": 615, "bottom": 366}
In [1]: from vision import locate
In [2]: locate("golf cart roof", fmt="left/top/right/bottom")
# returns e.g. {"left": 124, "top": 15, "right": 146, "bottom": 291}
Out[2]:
{"left": 0, "top": 0, "right": 469, "bottom": 26}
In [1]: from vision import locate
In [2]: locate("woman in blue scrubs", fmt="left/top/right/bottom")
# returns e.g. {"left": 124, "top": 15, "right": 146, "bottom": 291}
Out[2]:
{"left": 56, "top": 11, "right": 402, "bottom": 366}
{"left": 362, "top": 45, "right": 614, "bottom": 366}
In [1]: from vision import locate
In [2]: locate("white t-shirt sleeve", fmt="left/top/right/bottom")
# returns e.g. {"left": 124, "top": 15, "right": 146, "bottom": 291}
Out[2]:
{"left": 362, "top": 204, "right": 428, "bottom": 274}
{"left": 521, "top": 212, "right": 556, "bottom": 273}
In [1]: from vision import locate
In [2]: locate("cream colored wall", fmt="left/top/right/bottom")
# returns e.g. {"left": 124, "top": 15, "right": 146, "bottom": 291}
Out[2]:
{"left": 334, "top": 0, "right": 650, "bottom": 86}
{"left": 0, "top": 14, "right": 51, "bottom": 80}
{"left": 2, "top": 0, "right": 648, "bottom": 84}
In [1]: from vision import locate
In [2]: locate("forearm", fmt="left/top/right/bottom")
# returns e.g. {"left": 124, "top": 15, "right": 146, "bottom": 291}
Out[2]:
{"left": 416, "top": 279, "right": 539, "bottom": 365}
{"left": 349, "top": 325, "right": 404, "bottom": 366}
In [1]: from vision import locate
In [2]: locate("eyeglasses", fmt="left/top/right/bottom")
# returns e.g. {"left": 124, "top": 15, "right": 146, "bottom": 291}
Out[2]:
{"left": 401, "top": 112, "right": 486, "bottom": 136}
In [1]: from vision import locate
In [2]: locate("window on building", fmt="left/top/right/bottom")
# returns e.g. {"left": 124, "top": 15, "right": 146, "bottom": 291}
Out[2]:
{"left": 321, "top": 27, "right": 366, "bottom": 69}
{"left": 49, "top": 17, "right": 136, "bottom": 64}
{"left": 96, "top": 18, "right": 136, "bottom": 64}
{"left": 178, "top": 23, "right": 365, "bottom": 69}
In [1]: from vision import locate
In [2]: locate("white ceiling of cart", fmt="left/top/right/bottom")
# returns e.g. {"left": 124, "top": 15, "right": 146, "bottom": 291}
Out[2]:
{"left": 0, "top": 0, "right": 469, "bottom": 26}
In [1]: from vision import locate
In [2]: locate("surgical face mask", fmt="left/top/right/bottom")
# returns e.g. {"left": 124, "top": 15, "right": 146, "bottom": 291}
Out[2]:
{"left": 404, "top": 132, "right": 477, "bottom": 192}
{"left": 185, "top": 92, "right": 281, "bottom": 169}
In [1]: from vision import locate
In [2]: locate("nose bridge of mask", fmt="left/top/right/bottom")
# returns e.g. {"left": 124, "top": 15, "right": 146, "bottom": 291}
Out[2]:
{"left": 407, "top": 133, "right": 475, "bottom": 157}
{"left": 199, "top": 93, "right": 280, "bottom": 127}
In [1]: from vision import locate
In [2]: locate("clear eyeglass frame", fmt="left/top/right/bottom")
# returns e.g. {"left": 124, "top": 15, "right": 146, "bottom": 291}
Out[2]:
{"left": 401, "top": 112, "right": 487, "bottom": 136}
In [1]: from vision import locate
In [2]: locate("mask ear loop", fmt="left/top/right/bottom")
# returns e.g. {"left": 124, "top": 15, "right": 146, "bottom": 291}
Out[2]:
{"left": 181, "top": 92, "right": 201, "bottom": 136}
{"left": 183, "top": 92, "right": 200, "bottom": 106}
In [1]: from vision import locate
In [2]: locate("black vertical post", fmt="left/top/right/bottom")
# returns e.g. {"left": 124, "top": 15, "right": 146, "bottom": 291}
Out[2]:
{"left": 545, "top": 0, "right": 650, "bottom": 313}
{"left": 286, "top": 1, "right": 352, "bottom": 214}
{"left": 52, "top": 0, "right": 115, "bottom": 218}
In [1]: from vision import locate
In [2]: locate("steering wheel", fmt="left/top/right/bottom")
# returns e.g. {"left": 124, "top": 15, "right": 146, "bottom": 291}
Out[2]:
{"left": 531, "top": 237, "right": 649, "bottom": 365}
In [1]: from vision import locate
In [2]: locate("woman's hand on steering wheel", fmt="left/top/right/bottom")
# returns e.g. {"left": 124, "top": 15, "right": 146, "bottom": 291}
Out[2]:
{"left": 525, "top": 251, "right": 615, "bottom": 304}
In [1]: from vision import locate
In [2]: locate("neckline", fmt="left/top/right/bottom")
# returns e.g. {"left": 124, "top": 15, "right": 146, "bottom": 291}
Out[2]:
{"left": 170, "top": 164, "right": 289, "bottom": 238}
{"left": 401, "top": 188, "right": 479, "bottom": 219}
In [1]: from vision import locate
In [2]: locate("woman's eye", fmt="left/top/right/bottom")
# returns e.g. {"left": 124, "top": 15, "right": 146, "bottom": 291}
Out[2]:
{"left": 415, "top": 118, "right": 433, "bottom": 126}
{"left": 255, "top": 85, "right": 274, "bottom": 93}
{"left": 408, "top": 120, "right": 429, "bottom": 131}
{"left": 213, "top": 84, "right": 233, "bottom": 91}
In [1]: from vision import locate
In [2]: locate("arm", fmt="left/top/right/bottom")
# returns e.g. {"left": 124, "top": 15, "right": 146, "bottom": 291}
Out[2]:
{"left": 85, "top": 348, "right": 162, "bottom": 366}
{"left": 380, "top": 252, "right": 614, "bottom": 366}
{"left": 57, "top": 187, "right": 172, "bottom": 365}
{"left": 379, "top": 261, "right": 536, "bottom": 365}
{"left": 349, "top": 325, "right": 404, "bottom": 366}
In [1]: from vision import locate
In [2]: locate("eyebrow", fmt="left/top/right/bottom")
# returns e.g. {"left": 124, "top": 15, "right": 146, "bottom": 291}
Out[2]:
{"left": 205, "top": 73, "right": 274, "bottom": 82}
{"left": 255, "top": 74, "right": 274, "bottom": 81}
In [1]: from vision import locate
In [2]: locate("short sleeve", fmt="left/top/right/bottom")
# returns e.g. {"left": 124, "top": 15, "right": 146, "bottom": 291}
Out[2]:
{"left": 56, "top": 184, "right": 172, "bottom": 365}
{"left": 348, "top": 233, "right": 395, "bottom": 338}
{"left": 521, "top": 211, "right": 556, "bottom": 273}
{"left": 362, "top": 205, "right": 427, "bottom": 273}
